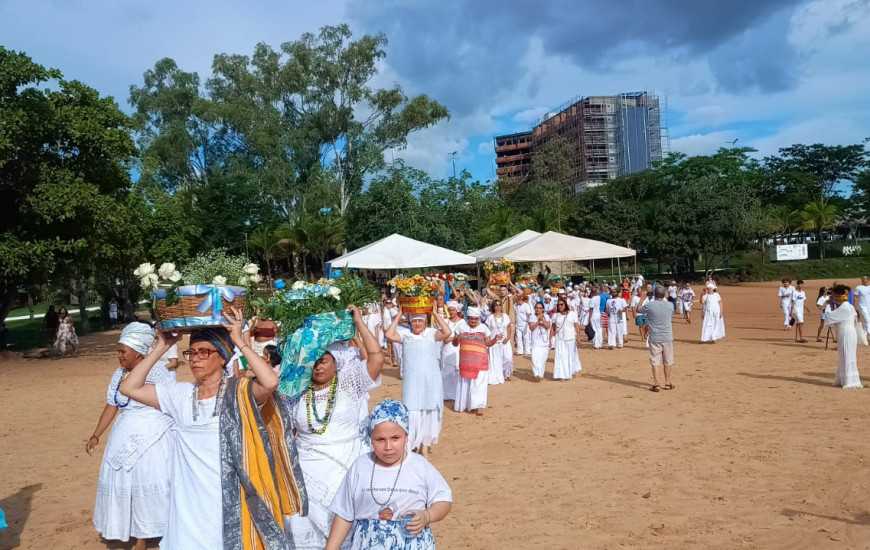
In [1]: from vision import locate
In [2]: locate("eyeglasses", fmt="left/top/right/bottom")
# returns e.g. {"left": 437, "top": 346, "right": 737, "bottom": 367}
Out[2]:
{"left": 183, "top": 348, "right": 220, "bottom": 360}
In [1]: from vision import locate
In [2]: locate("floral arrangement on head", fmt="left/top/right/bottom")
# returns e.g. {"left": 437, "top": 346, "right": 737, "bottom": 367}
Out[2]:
{"left": 484, "top": 258, "right": 515, "bottom": 273}
{"left": 254, "top": 275, "right": 379, "bottom": 337}
{"left": 548, "top": 274, "right": 566, "bottom": 281}
{"left": 425, "top": 272, "right": 455, "bottom": 282}
{"left": 387, "top": 275, "right": 440, "bottom": 297}
{"left": 134, "top": 249, "right": 261, "bottom": 308}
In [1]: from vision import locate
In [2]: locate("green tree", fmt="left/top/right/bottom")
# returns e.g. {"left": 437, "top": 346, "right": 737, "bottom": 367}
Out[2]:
{"left": 801, "top": 199, "right": 839, "bottom": 259}
{"left": 765, "top": 142, "right": 869, "bottom": 200}
{"left": 0, "top": 48, "right": 136, "bottom": 326}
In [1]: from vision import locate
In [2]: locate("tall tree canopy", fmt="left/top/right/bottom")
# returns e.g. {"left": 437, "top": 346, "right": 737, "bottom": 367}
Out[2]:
{"left": 0, "top": 47, "right": 137, "bottom": 324}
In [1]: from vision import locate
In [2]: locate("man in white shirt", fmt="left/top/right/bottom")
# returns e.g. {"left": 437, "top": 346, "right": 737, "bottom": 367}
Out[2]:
{"left": 605, "top": 289, "right": 627, "bottom": 349}
{"left": 854, "top": 275, "right": 870, "bottom": 336}
{"left": 514, "top": 294, "right": 533, "bottom": 355}
{"left": 667, "top": 282, "right": 678, "bottom": 312}
{"left": 778, "top": 278, "right": 795, "bottom": 330}
{"left": 679, "top": 283, "right": 696, "bottom": 323}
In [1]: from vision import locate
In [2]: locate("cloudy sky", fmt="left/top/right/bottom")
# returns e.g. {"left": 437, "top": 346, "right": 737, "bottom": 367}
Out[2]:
{"left": 2, "top": 0, "right": 868, "bottom": 182}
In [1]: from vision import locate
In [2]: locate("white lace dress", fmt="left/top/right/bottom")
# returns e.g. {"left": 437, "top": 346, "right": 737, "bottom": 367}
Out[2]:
{"left": 93, "top": 364, "right": 174, "bottom": 541}
{"left": 486, "top": 314, "right": 513, "bottom": 384}
{"left": 283, "top": 358, "right": 381, "bottom": 549}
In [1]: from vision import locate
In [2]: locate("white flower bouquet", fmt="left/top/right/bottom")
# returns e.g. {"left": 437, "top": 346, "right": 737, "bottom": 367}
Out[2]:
{"left": 135, "top": 250, "right": 260, "bottom": 331}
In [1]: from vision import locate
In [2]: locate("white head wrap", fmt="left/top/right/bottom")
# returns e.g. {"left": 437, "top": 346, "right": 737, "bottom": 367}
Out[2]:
{"left": 558, "top": 288, "right": 566, "bottom": 294}
{"left": 118, "top": 322, "right": 154, "bottom": 356}
{"left": 446, "top": 301, "right": 461, "bottom": 311}
{"left": 706, "top": 282, "right": 716, "bottom": 290}
{"left": 466, "top": 307, "right": 481, "bottom": 318}
{"left": 410, "top": 314, "right": 427, "bottom": 321}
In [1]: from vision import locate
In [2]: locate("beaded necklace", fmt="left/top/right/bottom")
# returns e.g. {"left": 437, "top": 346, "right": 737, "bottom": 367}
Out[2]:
{"left": 113, "top": 370, "right": 131, "bottom": 409}
{"left": 369, "top": 450, "right": 406, "bottom": 508}
{"left": 191, "top": 376, "right": 228, "bottom": 422}
{"left": 306, "top": 374, "right": 338, "bottom": 435}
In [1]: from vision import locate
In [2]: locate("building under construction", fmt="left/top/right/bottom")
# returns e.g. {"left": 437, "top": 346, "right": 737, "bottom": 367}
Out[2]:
{"left": 494, "top": 91, "right": 666, "bottom": 193}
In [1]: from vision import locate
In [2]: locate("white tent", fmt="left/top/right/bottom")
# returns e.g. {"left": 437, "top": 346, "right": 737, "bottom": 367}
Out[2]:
{"left": 469, "top": 230, "right": 541, "bottom": 260}
{"left": 328, "top": 234, "right": 477, "bottom": 270}
{"left": 473, "top": 231, "right": 635, "bottom": 262}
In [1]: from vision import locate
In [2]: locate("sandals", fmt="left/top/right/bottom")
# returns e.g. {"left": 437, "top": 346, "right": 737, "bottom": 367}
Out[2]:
{"left": 649, "top": 385, "right": 661, "bottom": 392}
{"left": 663, "top": 383, "right": 675, "bottom": 390}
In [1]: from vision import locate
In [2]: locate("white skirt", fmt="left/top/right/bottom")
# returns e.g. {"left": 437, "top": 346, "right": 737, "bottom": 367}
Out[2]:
{"left": 701, "top": 310, "right": 726, "bottom": 342}
{"left": 553, "top": 339, "right": 581, "bottom": 379}
{"left": 93, "top": 414, "right": 173, "bottom": 541}
{"left": 408, "top": 409, "right": 443, "bottom": 448}
{"left": 454, "top": 375, "right": 488, "bottom": 411}
{"left": 487, "top": 342, "right": 511, "bottom": 385}
{"left": 440, "top": 352, "right": 458, "bottom": 401}
{"left": 531, "top": 346, "right": 549, "bottom": 378}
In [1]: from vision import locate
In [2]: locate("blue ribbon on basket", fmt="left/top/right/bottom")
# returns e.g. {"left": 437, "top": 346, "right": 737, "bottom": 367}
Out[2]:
{"left": 194, "top": 285, "right": 237, "bottom": 321}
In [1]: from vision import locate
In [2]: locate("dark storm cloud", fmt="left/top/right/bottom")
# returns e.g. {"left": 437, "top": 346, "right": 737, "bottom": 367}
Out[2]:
{"left": 349, "top": 0, "right": 813, "bottom": 114}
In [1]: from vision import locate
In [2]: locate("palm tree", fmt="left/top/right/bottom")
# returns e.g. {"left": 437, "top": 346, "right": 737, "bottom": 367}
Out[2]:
{"left": 478, "top": 207, "right": 526, "bottom": 246}
{"left": 801, "top": 199, "right": 839, "bottom": 259}
{"left": 248, "top": 228, "right": 281, "bottom": 279}
{"left": 307, "top": 214, "right": 346, "bottom": 271}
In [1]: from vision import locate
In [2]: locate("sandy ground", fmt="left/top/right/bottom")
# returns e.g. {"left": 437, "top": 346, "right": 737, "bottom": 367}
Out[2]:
{"left": 3, "top": 279, "right": 870, "bottom": 549}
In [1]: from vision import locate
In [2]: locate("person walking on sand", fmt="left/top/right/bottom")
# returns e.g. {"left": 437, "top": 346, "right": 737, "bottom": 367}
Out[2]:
{"left": 791, "top": 280, "right": 809, "bottom": 343}
{"left": 700, "top": 284, "right": 725, "bottom": 343}
{"left": 605, "top": 288, "right": 627, "bottom": 349}
{"left": 680, "top": 283, "right": 695, "bottom": 324}
{"left": 825, "top": 285, "right": 862, "bottom": 388}
{"left": 853, "top": 275, "right": 870, "bottom": 336}
{"left": 639, "top": 286, "right": 675, "bottom": 392}
{"left": 778, "top": 278, "right": 795, "bottom": 331}
{"left": 816, "top": 287, "right": 837, "bottom": 343}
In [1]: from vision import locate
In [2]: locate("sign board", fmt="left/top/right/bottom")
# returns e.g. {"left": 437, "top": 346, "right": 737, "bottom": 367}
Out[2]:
{"left": 770, "top": 244, "right": 808, "bottom": 262}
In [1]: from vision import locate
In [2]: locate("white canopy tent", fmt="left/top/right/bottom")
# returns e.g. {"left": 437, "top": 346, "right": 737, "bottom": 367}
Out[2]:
{"left": 469, "top": 229, "right": 541, "bottom": 260}
{"left": 475, "top": 231, "right": 635, "bottom": 262}
{"left": 328, "top": 233, "right": 477, "bottom": 270}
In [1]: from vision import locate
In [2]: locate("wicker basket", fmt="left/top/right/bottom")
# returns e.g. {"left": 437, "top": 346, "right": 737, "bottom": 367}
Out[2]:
{"left": 488, "top": 271, "right": 511, "bottom": 286}
{"left": 398, "top": 295, "right": 434, "bottom": 315}
{"left": 153, "top": 285, "right": 247, "bottom": 332}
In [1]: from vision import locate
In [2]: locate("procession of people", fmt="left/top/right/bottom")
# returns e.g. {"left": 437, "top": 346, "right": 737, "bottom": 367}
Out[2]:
{"left": 77, "top": 264, "right": 870, "bottom": 550}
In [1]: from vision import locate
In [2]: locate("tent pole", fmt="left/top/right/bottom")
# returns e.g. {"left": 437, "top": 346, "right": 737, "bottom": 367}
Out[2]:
{"left": 634, "top": 255, "right": 637, "bottom": 276}
{"left": 610, "top": 258, "right": 613, "bottom": 280}
{"left": 618, "top": 257, "right": 622, "bottom": 280}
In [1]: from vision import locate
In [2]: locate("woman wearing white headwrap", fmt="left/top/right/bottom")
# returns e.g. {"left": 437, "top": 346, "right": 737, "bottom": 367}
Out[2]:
{"left": 452, "top": 307, "right": 496, "bottom": 415}
{"left": 439, "top": 302, "right": 463, "bottom": 401}
{"left": 87, "top": 322, "right": 174, "bottom": 550}
{"left": 385, "top": 304, "right": 453, "bottom": 459}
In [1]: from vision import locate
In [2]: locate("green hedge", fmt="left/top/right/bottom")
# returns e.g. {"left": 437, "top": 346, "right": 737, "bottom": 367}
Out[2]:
{"left": 726, "top": 256, "right": 870, "bottom": 282}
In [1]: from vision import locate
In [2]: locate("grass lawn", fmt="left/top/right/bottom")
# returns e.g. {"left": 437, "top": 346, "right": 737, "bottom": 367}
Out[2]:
{"left": 5, "top": 308, "right": 101, "bottom": 352}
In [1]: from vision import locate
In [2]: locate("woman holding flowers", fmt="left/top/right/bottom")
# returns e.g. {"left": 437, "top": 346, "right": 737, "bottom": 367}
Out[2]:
{"left": 283, "top": 305, "right": 386, "bottom": 550}
{"left": 120, "top": 308, "right": 306, "bottom": 550}
{"left": 385, "top": 304, "right": 453, "bottom": 459}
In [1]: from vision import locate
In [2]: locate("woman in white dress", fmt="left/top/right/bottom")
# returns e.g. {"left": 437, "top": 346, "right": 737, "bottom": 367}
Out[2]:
{"left": 529, "top": 302, "right": 551, "bottom": 382}
{"left": 551, "top": 298, "right": 581, "bottom": 380}
{"left": 53, "top": 306, "right": 79, "bottom": 355}
{"left": 577, "top": 288, "right": 591, "bottom": 329}
{"left": 385, "top": 305, "right": 452, "bottom": 458}
{"left": 825, "top": 286, "right": 862, "bottom": 388}
{"left": 283, "top": 306, "right": 384, "bottom": 549}
{"left": 88, "top": 323, "right": 174, "bottom": 550}
{"left": 700, "top": 285, "right": 726, "bottom": 343}
{"left": 485, "top": 300, "right": 514, "bottom": 384}
{"left": 439, "top": 302, "right": 463, "bottom": 401}
{"left": 452, "top": 308, "right": 495, "bottom": 416}
{"left": 120, "top": 309, "right": 306, "bottom": 550}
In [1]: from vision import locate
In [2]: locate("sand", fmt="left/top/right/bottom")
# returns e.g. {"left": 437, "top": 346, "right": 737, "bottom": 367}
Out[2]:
{"left": 3, "top": 279, "right": 870, "bottom": 549}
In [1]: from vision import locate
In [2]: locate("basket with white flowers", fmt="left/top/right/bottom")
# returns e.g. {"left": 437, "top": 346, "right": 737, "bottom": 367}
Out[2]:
{"left": 135, "top": 249, "right": 260, "bottom": 331}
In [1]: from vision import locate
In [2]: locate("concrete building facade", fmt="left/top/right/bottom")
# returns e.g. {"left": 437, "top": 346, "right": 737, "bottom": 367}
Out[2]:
{"left": 494, "top": 91, "right": 665, "bottom": 192}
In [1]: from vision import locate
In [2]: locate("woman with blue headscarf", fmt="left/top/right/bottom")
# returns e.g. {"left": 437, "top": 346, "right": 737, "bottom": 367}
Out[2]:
{"left": 325, "top": 399, "right": 453, "bottom": 550}
{"left": 87, "top": 322, "right": 174, "bottom": 550}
